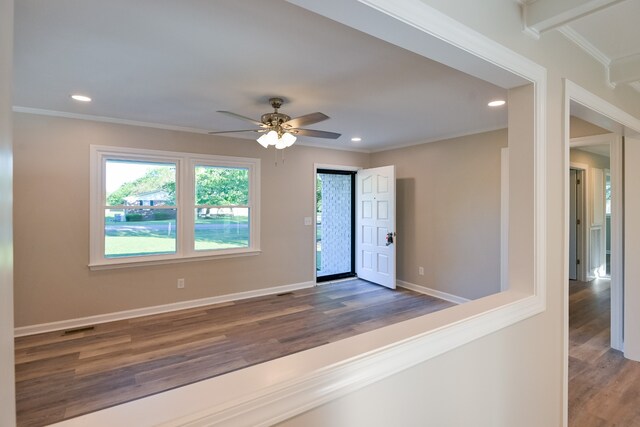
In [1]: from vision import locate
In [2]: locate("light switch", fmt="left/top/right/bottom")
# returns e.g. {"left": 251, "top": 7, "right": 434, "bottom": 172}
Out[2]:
{"left": 304, "top": 217, "right": 312, "bottom": 226}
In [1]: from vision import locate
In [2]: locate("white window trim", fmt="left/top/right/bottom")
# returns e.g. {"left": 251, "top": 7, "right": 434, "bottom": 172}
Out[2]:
{"left": 89, "top": 145, "right": 260, "bottom": 270}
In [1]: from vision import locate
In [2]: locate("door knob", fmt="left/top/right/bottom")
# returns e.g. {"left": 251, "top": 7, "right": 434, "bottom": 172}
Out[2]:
{"left": 386, "top": 232, "right": 394, "bottom": 246}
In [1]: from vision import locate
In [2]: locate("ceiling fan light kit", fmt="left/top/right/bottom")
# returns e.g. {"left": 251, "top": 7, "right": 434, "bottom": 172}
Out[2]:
{"left": 210, "top": 97, "right": 341, "bottom": 150}
{"left": 257, "top": 129, "right": 296, "bottom": 149}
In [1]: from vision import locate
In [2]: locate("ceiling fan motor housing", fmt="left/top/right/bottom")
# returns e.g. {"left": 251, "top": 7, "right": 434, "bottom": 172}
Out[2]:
{"left": 261, "top": 112, "right": 291, "bottom": 127}
{"left": 261, "top": 98, "right": 290, "bottom": 130}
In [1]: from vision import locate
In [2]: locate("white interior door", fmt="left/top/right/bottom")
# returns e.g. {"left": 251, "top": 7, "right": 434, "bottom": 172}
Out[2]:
{"left": 356, "top": 165, "right": 396, "bottom": 289}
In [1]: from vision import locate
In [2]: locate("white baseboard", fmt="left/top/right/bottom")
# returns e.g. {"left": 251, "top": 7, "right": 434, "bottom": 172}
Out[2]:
{"left": 397, "top": 280, "right": 470, "bottom": 304}
{"left": 14, "top": 280, "right": 316, "bottom": 337}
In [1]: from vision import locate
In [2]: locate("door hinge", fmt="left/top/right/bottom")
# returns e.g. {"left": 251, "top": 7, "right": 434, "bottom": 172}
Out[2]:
{"left": 577, "top": 219, "right": 581, "bottom": 225}
{"left": 577, "top": 259, "right": 580, "bottom": 265}
{"left": 577, "top": 179, "right": 581, "bottom": 185}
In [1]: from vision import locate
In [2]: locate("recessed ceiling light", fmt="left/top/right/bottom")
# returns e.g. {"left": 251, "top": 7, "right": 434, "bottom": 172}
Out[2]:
{"left": 351, "top": 137, "right": 362, "bottom": 142}
{"left": 488, "top": 100, "right": 506, "bottom": 107}
{"left": 70, "top": 94, "right": 92, "bottom": 102}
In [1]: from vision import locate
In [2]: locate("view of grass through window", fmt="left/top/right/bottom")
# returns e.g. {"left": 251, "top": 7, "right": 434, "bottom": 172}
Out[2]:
{"left": 104, "top": 161, "right": 251, "bottom": 258}
{"left": 105, "top": 160, "right": 177, "bottom": 258}
{"left": 194, "top": 165, "right": 249, "bottom": 251}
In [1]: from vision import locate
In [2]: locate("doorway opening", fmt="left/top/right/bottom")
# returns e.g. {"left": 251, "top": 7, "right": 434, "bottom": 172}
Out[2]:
{"left": 569, "top": 130, "right": 621, "bottom": 350}
{"left": 568, "top": 167, "right": 585, "bottom": 281}
{"left": 605, "top": 170, "right": 611, "bottom": 276}
{"left": 563, "top": 81, "right": 637, "bottom": 425}
{"left": 316, "top": 169, "right": 356, "bottom": 282}
{"left": 568, "top": 130, "right": 620, "bottom": 426}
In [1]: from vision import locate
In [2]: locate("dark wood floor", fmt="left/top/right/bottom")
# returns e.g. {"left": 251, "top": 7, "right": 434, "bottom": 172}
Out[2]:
{"left": 569, "top": 278, "right": 640, "bottom": 426}
{"left": 15, "top": 279, "right": 453, "bottom": 427}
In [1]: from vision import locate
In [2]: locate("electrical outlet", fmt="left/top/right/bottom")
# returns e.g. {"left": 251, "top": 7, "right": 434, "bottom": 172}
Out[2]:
{"left": 418, "top": 267, "right": 424, "bottom": 276}
{"left": 304, "top": 217, "right": 312, "bottom": 226}
{"left": 177, "top": 278, "right": 185, "bottom": 289}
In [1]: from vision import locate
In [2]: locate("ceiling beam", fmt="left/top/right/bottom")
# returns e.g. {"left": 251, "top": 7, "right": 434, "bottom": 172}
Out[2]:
{"left": 610, "top": 53, "right": 640, "bottom": 85}
{"left": 523, "top": 0, "right": 624, "bottom": 37}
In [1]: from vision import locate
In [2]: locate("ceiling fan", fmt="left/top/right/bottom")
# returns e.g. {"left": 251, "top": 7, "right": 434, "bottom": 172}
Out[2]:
{"left": 209, "top": 97, "right": 341, "bottom": 149}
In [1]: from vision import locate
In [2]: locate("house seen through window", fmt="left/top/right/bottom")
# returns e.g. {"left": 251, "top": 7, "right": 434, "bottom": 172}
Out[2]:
{"left": 106, "top": 160, "right": 178, "bottom": 258}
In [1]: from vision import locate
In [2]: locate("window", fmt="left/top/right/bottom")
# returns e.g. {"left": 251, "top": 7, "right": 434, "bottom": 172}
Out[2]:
{"left": 90, "top": 146, "right": 260, "bottom": 268}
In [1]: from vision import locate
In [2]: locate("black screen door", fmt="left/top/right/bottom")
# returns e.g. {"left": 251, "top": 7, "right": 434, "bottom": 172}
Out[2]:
{"left": 316, "top": 169, "right": 356, "bottom": 282}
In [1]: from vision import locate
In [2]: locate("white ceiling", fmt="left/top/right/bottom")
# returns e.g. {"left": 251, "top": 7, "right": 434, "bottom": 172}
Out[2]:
{"left": 12, "top": 0, "right": 514, "bottom": 152}
{"left": 522, "top": 0, "right": 640, "bottom": 92}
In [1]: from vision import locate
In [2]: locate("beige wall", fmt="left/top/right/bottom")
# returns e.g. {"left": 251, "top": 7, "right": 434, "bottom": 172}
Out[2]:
{"left": 14, "top": 112, "right": 507, "bottom": 325}
{"left": 12, "top": 113, "right": 369, "bottom": 326}
{"left": 507, "top": 84, "right": 536, "bottom": 296}
{"left": 570, "top": 148, "right": 609, "bottom": 169}
{"left": 0, "top": 0, "right": 16, "bottom": 424}
{"left": 370, "top": 129, "right": 506, "bottom": 300}
{"left": 570, "top": 116, "right": 610, "bottom": 138}
{"left": 570, "top": 149, "right": 610, "bottom": 170}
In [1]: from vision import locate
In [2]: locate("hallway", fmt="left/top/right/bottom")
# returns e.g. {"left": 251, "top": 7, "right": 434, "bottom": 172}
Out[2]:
{"left": 569, "top": 279, "right": 640, "bottom": 426}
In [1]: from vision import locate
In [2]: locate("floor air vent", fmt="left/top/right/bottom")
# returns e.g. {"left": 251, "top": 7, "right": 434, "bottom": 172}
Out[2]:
{"left": 62, "top": 326, "right": 95, "bottom": 335}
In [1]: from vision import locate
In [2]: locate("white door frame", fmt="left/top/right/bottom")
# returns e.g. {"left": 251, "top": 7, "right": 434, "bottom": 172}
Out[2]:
{"left": 313, "top": 164, "right": 361, "bottom": 283}
{"left": 563, "top": 79, "right": 639, "bottom": 427}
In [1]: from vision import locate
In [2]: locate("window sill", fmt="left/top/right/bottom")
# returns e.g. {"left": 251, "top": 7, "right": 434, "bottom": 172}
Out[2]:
{"left": 88, "top": 249, "right": 261, "bottom": 270}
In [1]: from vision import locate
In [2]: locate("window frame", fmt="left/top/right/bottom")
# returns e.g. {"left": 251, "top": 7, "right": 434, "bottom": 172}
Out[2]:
{"left": 90, "top": 146, "right": 260, "bottom": 269}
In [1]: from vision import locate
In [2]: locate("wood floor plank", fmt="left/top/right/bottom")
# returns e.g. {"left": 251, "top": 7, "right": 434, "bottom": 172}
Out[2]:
{"left": 18, "top": 335, "right": 132, "bottom": 364}
{"left": 73, "top": 333, "right": 229, "bottom": 376}
{"left": 15, "top": 279, "right": 454, "bottom": 426}
{"left": 569, "top": 278, "right": 640, "bottom": 427}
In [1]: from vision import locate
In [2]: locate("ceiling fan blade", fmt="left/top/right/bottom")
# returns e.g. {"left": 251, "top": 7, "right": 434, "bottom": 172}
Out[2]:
{"left": 208, "top": 129, "right": 265, "bottom": 135}
{"left": 217, "top": 111, "right": 264, "bottom": 127}
{"left": 291, "top": 128, "right": 341, "bottom": 139}
{"left": 283, "top": 112, "right": 329, "bottom": 129}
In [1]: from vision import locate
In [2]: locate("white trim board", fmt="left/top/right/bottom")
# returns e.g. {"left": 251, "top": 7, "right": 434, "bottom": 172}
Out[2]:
{"left": 397, "top": 280, "right": 470, "bottom": 305}
{"left": 12, "top": 107, "right": 504, "bottom": 156}
{"left": 14, "top": 280, "right": 315, "bottom": 337}
{"left": 12, "top": 107, "right": 371, "bottom": 154}
{"left": 501, "top": 147, "right": 510, "bottom": 292}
